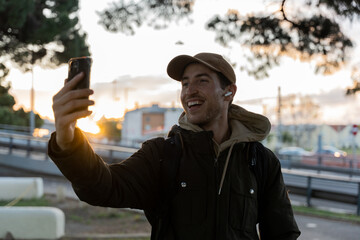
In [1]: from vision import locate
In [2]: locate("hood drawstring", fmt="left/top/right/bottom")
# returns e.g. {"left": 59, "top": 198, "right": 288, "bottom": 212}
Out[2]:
{"left": 218, "top": 142, "right": 235, "bottom": 195}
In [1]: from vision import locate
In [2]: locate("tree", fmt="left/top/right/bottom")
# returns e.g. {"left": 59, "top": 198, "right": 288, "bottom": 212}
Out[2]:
{"left": 206, "top": 0, "right": 358, "bottom": 81}
{"left": 97, "top": 0, "right": 194, "bottom": 35}
{"left": 0, "top": 0, "right": 90, "bottom": 131}
{"left": 97, "top": 0, "right": 360, "bottom": 93}
{"left": 97, "top": 117, "right": 122, "bottom": 142}
{"left": 0, "top": 82, "right": 43, "bottom": 131}
{"left": 0, "top": 83, "right": 15, "bottom": 107}
{"left": 281, "top": 130, "right": 294, "bottom": 144}
{"left": 0, "top": 0, "right": 91, "bottom": 82}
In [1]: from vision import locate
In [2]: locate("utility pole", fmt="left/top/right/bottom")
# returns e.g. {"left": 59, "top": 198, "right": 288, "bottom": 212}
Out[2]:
{"left": 112, "top": 78, "right": 134, "bottom": 117}
{"left": 276, "top": 86, "right": 282, "bottom": 151}
{"left": 351, "top": 124, "right": 358, "bottom": 170}
{"left": 112, "top": 80, "right": 120, "bottom": 101}
{"left": 30, "top": 67, "right": 35, "bottom": 136}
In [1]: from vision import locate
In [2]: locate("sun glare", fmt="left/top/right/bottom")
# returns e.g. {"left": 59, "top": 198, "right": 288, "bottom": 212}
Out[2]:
{"left": 77, "top": 118, "right": 100, "bottom": 134}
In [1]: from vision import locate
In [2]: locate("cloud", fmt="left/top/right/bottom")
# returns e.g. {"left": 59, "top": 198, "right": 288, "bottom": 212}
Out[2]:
{"left": 93, "top": 75, "right": 179, "bottom": 93}
{"left": 90, "top": 75, "right": 182, "bottom": 119}
{"left": 310, "top": 88, "right": 360, "bottom": 124}
{"left": 310, "top": 88, "right": 354, "bottom": 105}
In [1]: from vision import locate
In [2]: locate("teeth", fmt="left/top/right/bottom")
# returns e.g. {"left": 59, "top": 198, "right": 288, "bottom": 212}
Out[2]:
{"left": 188, "top": 101, "right": 201, "bottom": 107}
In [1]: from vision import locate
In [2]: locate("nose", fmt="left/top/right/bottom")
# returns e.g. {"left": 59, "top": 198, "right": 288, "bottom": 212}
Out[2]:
{"left": 186, "top": 81, "right": 199, "bottom": 96}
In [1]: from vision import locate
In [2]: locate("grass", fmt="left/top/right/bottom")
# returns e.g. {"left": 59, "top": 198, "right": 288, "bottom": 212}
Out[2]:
{"left": 0, "top": 196, "right": 50, "bottom": 207}
{"left": 2, "top": 196, "right": 359, "bottom": 228}
{"left": 68, "top": 214, "right": 92, "bottom": 224}
{"left": 92, "top": 210, "right": 132, "bottom": 219}
{"left": 293, "top": 205, "right": 360, "bottom": 224}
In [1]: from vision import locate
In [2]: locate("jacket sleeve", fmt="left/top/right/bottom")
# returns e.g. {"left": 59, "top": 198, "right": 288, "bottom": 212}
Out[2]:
{"left": 48, "top": 127, "right": 163, "bottom": 210}
{"left": 258, "top": 148, "right": 301, "bottom": 240}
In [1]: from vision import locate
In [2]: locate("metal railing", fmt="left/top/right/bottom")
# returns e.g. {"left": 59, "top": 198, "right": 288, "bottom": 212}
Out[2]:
{"left": 279, "top": 156, "right": 360, "bottom": 177}
{"left": 282, "top": 169, "right": 360, "bottom": 215}
{"left": 0, "top": 132, "right": 137, "bottom": 162}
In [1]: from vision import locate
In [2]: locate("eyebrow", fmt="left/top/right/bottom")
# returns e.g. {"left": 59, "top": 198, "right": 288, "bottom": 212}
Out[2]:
{"left": 181, "top": 73, "right": 211, "bottom": 81}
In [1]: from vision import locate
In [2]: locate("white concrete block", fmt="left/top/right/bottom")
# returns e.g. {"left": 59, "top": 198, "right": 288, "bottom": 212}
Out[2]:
{"left": 0, "top": 177, "right": 43, "bottom": 200}
{"left": 0, "top": 207, "right": 65, "bottom": 239}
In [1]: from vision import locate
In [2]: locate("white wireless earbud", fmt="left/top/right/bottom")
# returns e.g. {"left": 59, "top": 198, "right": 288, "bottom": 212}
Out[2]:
{"left": 224, "top": 91, "right": 232, "bottom": 97}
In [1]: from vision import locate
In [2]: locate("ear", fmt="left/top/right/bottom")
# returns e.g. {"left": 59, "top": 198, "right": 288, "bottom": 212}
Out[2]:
{"left": 225, "top": 84, "right": 237, "bottom": 100}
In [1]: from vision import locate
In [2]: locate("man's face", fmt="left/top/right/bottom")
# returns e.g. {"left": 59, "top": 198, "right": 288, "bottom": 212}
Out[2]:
{"left": 180, "top": 63, "right": 229, "bottom": 129}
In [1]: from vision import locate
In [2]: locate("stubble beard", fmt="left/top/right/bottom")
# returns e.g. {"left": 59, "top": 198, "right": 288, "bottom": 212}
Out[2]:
{"left": 186, "top": 104, "right": 222, "bottom": 129}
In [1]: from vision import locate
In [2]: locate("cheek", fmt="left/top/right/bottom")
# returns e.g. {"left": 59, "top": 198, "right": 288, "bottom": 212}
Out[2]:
{"left": 180, "top": 91, "right": 186, "bottom": 107}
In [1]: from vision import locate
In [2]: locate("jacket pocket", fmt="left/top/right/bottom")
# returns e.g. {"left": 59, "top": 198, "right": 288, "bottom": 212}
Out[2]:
{"left": 172, "top": 187, "right": 207, "bottom": 226}
{"left": 229, "top": 191, "right": 257, "bottom": 233}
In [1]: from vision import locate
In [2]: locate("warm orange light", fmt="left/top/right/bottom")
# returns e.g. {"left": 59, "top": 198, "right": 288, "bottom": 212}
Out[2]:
{"left": 33, "top": 128, "right": 49, "bottom": 137}
{"left": 77, "top": 118, "right": 100, "bottom": 134}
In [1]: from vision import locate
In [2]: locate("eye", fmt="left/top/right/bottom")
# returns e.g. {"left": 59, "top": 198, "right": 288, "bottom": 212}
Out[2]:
{"left": 181, "top": 81, "right": 188, "bottom": 87}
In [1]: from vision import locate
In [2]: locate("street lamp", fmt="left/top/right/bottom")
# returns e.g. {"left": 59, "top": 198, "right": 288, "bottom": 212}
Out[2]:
{"left": 30, "top": 66, "right": 35, "bottom": 136}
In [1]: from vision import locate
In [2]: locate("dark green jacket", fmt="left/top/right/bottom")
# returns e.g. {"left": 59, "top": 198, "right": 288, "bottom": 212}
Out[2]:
{"left": 48, "top": 104, "right": 300, "bottom": 239}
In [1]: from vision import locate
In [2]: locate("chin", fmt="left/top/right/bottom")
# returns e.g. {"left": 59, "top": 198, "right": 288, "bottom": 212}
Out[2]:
{"left": 187, "top": 115, "right": 207, "bottom": 126}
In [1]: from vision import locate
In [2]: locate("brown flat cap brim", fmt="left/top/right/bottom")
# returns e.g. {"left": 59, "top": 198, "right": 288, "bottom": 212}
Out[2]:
{"left": 167, "top": 52, "right": 236, "bottom": 84}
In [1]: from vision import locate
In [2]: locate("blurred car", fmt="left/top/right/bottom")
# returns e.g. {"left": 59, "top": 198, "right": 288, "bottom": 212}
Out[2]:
{"left": 312, "top": 146, "right": 349, "bottom": 167}
{"left": 278, "top": 146, "right": 314, "bottom": 163}
{"left": 278, "top": 146, "right": 314, "bottom": 157}
{"left": 314, "top": 146, "right": 347, "bottom": 158}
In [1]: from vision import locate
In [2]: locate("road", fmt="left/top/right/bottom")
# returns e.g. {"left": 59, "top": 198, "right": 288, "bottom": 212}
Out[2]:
{"left": 1, "top": 165, "right": 360, "bottom": 239}
{"left": 295, "top": 214, "right": 360, "bottom": 240}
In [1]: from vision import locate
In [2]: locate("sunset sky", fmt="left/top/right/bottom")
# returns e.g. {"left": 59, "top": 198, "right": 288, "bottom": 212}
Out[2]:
{"left": 5, "top": 0, "right": 360, "bottom": 131}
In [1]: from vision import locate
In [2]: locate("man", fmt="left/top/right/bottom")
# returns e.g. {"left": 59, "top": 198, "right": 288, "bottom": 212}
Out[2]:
{"left": 49, "top": 52, "right": 300, "bottom": 239}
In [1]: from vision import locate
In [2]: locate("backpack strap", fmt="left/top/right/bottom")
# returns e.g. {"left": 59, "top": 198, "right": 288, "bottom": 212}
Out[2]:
{"left": 246, "top": 142, "right": 269, "bottom": 222}
{"left": 145, "top": 132, "right": 183, "bottom": 240}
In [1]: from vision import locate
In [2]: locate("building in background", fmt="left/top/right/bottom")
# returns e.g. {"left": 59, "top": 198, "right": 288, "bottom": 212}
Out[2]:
{"left": 267, "top": 124, "right": 360, "bottom": 152}
{"left": 121, "top": 104, "right": 183, "bottom": 147}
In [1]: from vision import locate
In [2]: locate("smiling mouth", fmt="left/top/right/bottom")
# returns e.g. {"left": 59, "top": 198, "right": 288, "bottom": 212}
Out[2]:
{"left": 187, "top": 101, "right": 203, "bottom": 109}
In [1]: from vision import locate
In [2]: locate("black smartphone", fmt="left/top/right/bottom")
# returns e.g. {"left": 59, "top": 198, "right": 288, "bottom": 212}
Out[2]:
{"left": 67, "top": 56, "right": 92, "bottom": 112}
{"left": 67, "top": 56, "right": 92, "bottom": 89}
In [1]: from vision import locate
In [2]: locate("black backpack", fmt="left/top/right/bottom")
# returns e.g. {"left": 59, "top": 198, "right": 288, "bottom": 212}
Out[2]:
{"left": 144, "top": 135, "right": 268, "bottom": 240}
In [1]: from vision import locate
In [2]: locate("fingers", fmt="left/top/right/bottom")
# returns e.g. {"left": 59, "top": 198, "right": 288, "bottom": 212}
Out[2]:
{"left": 55, "top": 88, "right": 94, "bottom": 106}
{"left": 52, "top": 72, "right": 94, "bottom": 148}
{"left": 53, "top": 72, "right": 94, "bottom": 115}
{"left": 55, "top": 109, "right": 93, "bottom": 129}
{"left": 54, "top": 109, "right": 92, "bottom": 150}
{"left": 56, "top": 72, "right": 85, "bottom": 99}
{"left": 52, "top": 72, "right": 95, "bottom": 129}
{"left": 65, "top": 72, "right": 84, "bottom": 89}
{"left": 53, "top": 101, "right": 94, "bottom": 133}
{"left": 53, "top": 97, "right": 95, "bottom": 119}
{"left": 53, "top": 88, "right": 94, "bottom": 114}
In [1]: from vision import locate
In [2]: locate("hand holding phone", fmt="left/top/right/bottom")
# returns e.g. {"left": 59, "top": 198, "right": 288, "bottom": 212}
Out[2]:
{"left": 51, "top": 57, "right": 94, "bottom": 150}
{"left": 67, "top": 56, "right": 92, "bottom": 89}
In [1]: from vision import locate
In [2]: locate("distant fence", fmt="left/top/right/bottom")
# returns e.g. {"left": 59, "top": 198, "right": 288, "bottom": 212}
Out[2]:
{"left": 0, "top": 131, "right": 137, "bottom": 163}
{"left": 0, "top": 124, "right": 31, "bottom": 134}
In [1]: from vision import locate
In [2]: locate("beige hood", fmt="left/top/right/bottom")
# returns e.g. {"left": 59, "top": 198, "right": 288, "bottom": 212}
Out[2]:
{"left": 178, "top": 104, "right": 271, "bottom": 154}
